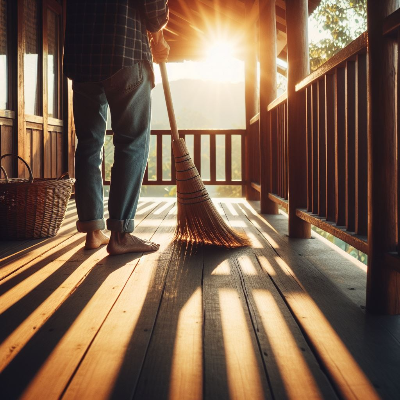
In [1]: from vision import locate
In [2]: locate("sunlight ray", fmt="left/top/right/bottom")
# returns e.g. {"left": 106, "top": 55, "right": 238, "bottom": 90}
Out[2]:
{"left": 0, "top": 248, "right": 108, "bottom": 372}
{"left": 219, "top": 289, "right": 265, "bottom": 400}
{"left": 136, "top": 202, "right": 159, "bottom": 215}
{"left": 238, "top": 255, "right": 258, "bottom": 276}
{"left": 169, "top": 287, "right": 203, "bottom": 400}
{"left": 211, "top": 259, "right": 231, "bottom": 275}
{"left": 0, "top": 240, "right": 82, "bottom": 312}
{"left": 253, "top": 290, "right": 322, "bottom": 399}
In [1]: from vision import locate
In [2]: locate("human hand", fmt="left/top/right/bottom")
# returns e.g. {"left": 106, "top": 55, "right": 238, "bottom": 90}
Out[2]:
{"left": 150, "top": 32, "right": 170, "bottom": 63}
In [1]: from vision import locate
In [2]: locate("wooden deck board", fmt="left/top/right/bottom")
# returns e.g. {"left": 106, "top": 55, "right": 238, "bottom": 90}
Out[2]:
{"left": 0, "top": 198, "right": 399, "bottom": 400}
{"left": 243, "top": 201, "right": 400, "bottom": 399}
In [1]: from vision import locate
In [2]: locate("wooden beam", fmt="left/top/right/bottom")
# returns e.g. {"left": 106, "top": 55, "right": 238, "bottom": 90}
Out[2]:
{"left": 259, "top": 0, "right": 278, "bottom": 214}
{"left": 366, "top": 0, "right": 400, "bottom": 315}
{"left": 286, "top": 0, "right": 310, "bottom": 237}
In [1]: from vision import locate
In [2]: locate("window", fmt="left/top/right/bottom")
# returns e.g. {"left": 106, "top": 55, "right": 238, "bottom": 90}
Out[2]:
{"left": 24, "top": 0, "right": 41, "bottom": 115}
{"left": 47, "top": 9, "right": 59, "bottom": 118}
{"left": 0, "top": 0, "right": 8, "bottom": 110}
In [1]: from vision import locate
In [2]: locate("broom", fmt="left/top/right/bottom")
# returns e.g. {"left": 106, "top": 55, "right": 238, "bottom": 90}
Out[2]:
{"left": 159, "top": 62, "right": 250, "bottom": 248}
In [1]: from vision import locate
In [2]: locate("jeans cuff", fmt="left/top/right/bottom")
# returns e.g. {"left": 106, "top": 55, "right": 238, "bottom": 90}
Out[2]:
{"left": 106, "top": 218, "right": 134, "bottom": 233}
{"left": 76, "top": 219, "right": 105, "bottom": 233}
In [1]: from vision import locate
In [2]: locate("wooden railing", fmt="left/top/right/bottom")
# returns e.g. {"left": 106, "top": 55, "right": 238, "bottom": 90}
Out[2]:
{"left": 103, "top": 129, "right": 246, "bottom": 188}
{"left": 249, "top": 33, "right": 369, "bottom": 254}
{"left": 295, "top": 33, "right": 369, "bottom": 254}
{"left": 267, "top": 93, "right": 288, "bottom": 210}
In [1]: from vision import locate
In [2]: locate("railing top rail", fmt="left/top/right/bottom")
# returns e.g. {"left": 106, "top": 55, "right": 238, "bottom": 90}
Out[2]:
{"left": 106, "top": 129, "right": 246, "bottom": 136}
{"left": 295, "top": 31, "right": 368, "bottom": 92}
{"left": 383, "top": 7, "right": 400, "bottom": 36}
{"left": 250, "top": 113, "right": 260, "bottom": 125}
{"left": 267, "top": 92, "right": 287, "bottom": 112}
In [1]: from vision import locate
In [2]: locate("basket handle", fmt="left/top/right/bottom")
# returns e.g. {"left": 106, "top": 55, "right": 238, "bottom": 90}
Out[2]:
{"left": 0, "top": 166, "right": 8, "bottom": 182}
{"left": 57, "top": 172, "right": 70, "bottom": 180}
{"left": 0, "top": 154, "right": 34, "bottom": 183}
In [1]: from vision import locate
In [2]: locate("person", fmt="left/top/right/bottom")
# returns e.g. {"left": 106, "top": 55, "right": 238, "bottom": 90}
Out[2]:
{"left": 63, "top": 0, "right": 170, "bottom": 255}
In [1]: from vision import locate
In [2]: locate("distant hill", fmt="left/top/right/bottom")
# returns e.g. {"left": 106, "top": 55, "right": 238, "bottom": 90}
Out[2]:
{"left": 150, "top": 79, "right": 245, "bottom": 130}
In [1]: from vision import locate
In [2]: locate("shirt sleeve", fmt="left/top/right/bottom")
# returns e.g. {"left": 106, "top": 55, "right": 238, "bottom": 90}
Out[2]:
{"left": 140, "top": 0, "right": 169, "bottom": 32}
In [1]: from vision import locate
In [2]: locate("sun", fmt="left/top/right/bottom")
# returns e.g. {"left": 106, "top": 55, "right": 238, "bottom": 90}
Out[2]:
{"left": 206, "top": 40, "right": 235, "bottom": 61}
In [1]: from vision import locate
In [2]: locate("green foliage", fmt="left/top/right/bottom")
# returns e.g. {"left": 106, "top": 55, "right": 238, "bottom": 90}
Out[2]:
{"left": 309, "top": 0, "right": 367, "bottom": 71}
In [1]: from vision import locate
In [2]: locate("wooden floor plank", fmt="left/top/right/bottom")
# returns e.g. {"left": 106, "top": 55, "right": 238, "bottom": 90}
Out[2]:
{"left": 132, "top": 241, "right": 203, "bottom": 400}
{"left": 62, "top": 205, "right": 178, "bottom": 400}
{"left": 241, "top": 201, "right": 400, "bottom": 400}
{"left": 0, "top": 201, "right": 173, "bottom": 400}
{"left": 202, "top": 204, "right": 273, "bottom": 400}
{"left": 0, "top": 199, "right": 160, "bottom": 280}
{"left": 219, "top": 200, "right": 338, "bottom": 400}
{"left": 1, "top": 198, "right": 399, "bottom": 400}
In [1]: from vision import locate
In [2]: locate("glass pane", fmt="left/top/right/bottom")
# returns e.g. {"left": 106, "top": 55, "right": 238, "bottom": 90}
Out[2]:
{"left": 48, "top": 9, "right": 59, "bottom": 118}
{"left": 0, "top": 0, "right": 8, "bottom": 110}
{"left": 24, "top": 0, "right": 41, "bottom": 115}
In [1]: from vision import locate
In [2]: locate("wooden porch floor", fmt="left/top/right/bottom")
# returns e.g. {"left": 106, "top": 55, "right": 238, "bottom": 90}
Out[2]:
{"left": 1, "top": 198, "right": 399, "bottom": 400}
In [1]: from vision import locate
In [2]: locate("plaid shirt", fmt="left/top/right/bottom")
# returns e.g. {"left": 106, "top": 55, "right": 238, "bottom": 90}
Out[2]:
{"left": 63, "top": 0, "right": 169, "bottom": 82}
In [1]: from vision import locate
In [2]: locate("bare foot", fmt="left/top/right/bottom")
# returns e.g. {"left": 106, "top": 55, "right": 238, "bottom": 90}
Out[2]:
{"left": 107, "top": 232, "right": 160, "bottom": 255}
{"left": 85, "top": 230, "right": 110, "bottom": 249}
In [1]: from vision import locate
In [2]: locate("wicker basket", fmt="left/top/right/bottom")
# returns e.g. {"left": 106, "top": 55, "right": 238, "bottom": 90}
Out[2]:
{"left": 0, "top": 154, "right": 75, "bottom": 240}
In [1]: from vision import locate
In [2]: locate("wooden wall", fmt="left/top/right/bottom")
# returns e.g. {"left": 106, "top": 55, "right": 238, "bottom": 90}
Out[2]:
{"left": 0, "top": 0, "right": 70, "bottom": 181}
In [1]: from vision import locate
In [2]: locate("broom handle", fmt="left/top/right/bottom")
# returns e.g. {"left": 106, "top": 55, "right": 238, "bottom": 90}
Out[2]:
{"left": 159, "top": 62, "right": 180, "bottom": 142}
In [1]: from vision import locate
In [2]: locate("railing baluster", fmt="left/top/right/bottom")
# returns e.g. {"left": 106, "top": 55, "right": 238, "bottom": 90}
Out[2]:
{"left": 226, "top": 134, "right": 232, "bottom": 183}
{"left": 278, "top": 107, "right": 281, "bottom": 196}
{"left": 355, "top": 53, "right": 368, "bottom": 236}
{"left": 171, "top": 135, "right": 176, "bottom": 184}
{"left": 335, "top": 67, "right": 346, "bottom": 226}
{"left": 318, "top": 79, "right": 326, "bottom": 217}
{"left": 210, "top": 133, "right": 216, "bottom": 183}
{"left": 346, "top": 60, "right": 356, "bottom": 232}
{"left": 325, "top": 73, "right": 336, "bottom": 222}
{"left": 157, "top": 133, "right": 162, "bottom": 182}
{"left": 311, "top": 82, "right": 318, "bottom": 214}
{"left": 284, "top": 103, "right": 288, "bottom": 199}
{"left": 271, "top": 109, "right": 278, "bottom": 194}
{"left": 306, "top": 87, "right": 312, "bottom": 212}
{"left": 194, "top": 134, "right": 201, "bottom": 174}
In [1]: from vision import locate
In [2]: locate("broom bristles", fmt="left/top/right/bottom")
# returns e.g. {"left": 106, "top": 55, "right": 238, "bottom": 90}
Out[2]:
{"left": 173, "top": 138, "right": 251, "bottom": 248}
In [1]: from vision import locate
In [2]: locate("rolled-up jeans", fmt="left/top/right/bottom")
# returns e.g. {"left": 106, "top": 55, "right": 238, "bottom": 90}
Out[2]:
{"left": 72, "top": 61, "right": 151, "bottom": 233}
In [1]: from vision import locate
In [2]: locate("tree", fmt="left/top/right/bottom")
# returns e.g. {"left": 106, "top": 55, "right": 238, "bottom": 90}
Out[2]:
{"left": 309, "top": 0, "right": 367, "bottom": 71}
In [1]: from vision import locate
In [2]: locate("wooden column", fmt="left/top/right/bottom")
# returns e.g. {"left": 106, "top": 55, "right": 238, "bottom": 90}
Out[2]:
{"left": 259, "top": 0, "right": 278, "bottom": 214}
{"left": 244, "top": 0, "right": 259, "bottom": 200}
{"left": 286, "top": 0, "right": 311, "bottom": 237}
{"left": 16, "top": 0, "right": 25, "bottom": 178}
{"left": 366, "top": 0, "right": 400, "bottom": 314}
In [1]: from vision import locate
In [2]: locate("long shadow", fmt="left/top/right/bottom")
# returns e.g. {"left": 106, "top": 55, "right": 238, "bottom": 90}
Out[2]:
{"left": 241, "top": 201, "right": 400, "bottom": 398}
{"left": 0, "top": 253, "right": 139, "bottom": 399}
{"left": 104, "top": 242, "right": 204, "bottom": 400}
{"left": 0, "top": 226, "right": 80, "bottom": 272}
{"left": 0, "top": 238, "right": 88, "bottom": 343}
{"left": 0, "top": 236, "right": 85, "bottom": 296}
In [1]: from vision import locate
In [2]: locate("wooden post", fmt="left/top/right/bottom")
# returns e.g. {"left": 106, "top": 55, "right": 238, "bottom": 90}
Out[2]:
{"left": 244, "top": 0, "right": 259, "bottom": 200}
{"left": 286, "top": 0, "right": 311, "bottom": 237}
{"left": 16, "top": 0, "right": 25, "bottom": 178}
{"left": 366, "top": 0, "right": 400, "bottom": 314}
{"left": 259, "top": 0, "right": 278, "bottom": 214}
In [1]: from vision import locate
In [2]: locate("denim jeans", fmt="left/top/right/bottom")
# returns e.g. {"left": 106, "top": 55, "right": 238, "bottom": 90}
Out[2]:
{"left": 73, "top": 61, "right": 151, "bottom": 233}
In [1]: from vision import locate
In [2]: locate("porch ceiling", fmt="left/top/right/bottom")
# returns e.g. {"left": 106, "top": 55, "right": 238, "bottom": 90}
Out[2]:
{"left": 165, "top": 0, "right": 322, "bottom": 62}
